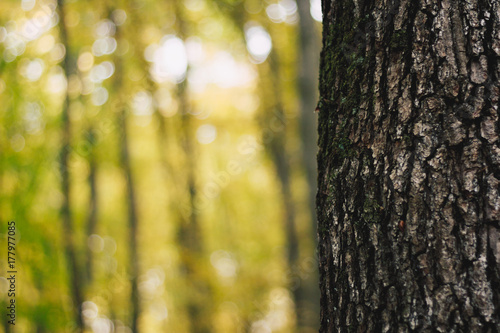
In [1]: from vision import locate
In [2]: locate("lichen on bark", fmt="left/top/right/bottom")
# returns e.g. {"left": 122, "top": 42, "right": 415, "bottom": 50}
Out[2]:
{"left": 317, "top": 0, "right": 500, "bottom": 331}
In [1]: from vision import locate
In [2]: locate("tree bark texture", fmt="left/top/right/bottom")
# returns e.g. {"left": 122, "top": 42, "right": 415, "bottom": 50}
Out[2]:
{"left": 317, "top": 0, "right": 500, "bottom": 331}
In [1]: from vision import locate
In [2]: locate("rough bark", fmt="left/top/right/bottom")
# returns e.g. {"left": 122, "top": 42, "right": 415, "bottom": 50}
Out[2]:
{"left": 56, "top": 0, "right": 84, "bottom": 330}
{"left": 317, "top": 0, "right": 500, "bottom": 331}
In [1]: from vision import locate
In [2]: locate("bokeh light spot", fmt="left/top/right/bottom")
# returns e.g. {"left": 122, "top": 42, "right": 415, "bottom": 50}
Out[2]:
{"left": 245, "top": 24, "right": 272, "bottom": 63}
{"left": 150, "top": 36, "right": 188, "bottom": 83}
{"left": 21, "top": 58, "right": 44, "bottom": 81}
{"left": 196, "top": 124, "right": 217, "bottom": 145}
{"left": 88, "top": 234, "right": 104, "bottom": 253}
{"left": 91, "top": 87, "right": 109, "bottom": 106}
{"left": 92, "top": 37, "right": 117, "bottom": 57}
{"left": 310, "top": 0, "right": 322, "bottom": 22}
{"left": 210, "top": 250, "right": 238, "bottom": 278}
{"left": 132, "top": 91, "right": 154, "bottom": 116}
{"left": 78, "top": 52, "right": 94, "bottom": 72}
{"left": 111, "top": 9, "right": 127, "bottom": 26}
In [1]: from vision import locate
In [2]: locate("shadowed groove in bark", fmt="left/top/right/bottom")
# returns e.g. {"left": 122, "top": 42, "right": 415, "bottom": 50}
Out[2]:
{"left": 317, "top": 0, "right": 500, "bottom": 331}
{"left": 56, "top": 0, "right": 84, "bottom": 330}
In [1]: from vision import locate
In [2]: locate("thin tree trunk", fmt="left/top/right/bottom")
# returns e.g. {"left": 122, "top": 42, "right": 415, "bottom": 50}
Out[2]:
{"left": 124, "top": 1, "right": 211, "bottom": 329}
{"left": 56, "top": 0, "right": 84, "bottom": 330}
{"left": 258, "top": 50, "right": 302, "bottom": 328}
{"left": 177, "top": 83, "right": 203, "bottom": 253}
{"left": 269, "top": 54, "right": 300, "bottom": 270}
{"left": 85, "top": 128, "right": 98, "bottom": 283}
{"left": 296, "top": 1, "right": 321, "bottom": 330}
{"left": 177, "top": 82, "right": 211, "bottom": 333}
{"left": 317, "top": 0, "right": 500, "bottom": 331}
{"left": 211, "top": 10, "right": 304, "bottom": 322}
{"left": 172, "top": 2, "right": 212, "bottom": 330}
{"left": 112, "top": 19, "right": 141, "bottom": 333}
{"left": 297, "top": 0, "right": 320, "bottom": 239}
{"left": 119, "top": 105, "right": 141, "bottom": 333}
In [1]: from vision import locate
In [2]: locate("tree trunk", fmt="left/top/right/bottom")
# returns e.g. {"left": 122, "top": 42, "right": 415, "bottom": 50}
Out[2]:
{"left": 296, "top": 0, "right": 321, "bottom": 330}
{"left": 85, "top": 127, "right": 98, "bottom": 284}
{"left": 112, "top": 18, "right": 141, "bottom": 333}
{"left": 56, "top": 0, "right": 84, "bottom": 330}
{"left": 119, "top": 100, "right": 141, "bottom": 333}
{"left": 172, "top": 2, "right": 213, "bottom": 332}
{"left": 317, "top": 0, "right": 500, "bottom": 332}
{"left": 297, "top": 0, "right": 320, "bottom": 238}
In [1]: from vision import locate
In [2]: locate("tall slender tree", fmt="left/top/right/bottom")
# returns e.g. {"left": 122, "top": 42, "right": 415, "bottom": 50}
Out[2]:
{"left": 84, "top": 127, "right": 98, "bottom": 283}
{"left": 317, "top": 0, "right": 500, "bottom": 331}
{"left": 111, "top": 14, "right": 142, "bottom": 332}
{"left": 255, "top": 44, "right": 304, "bottom": 328}
{"left": 122, "top": 0, "right": 213, "bottom": 329}
{"left": 171, "top": 1, "right": 213, "bottom": 331}
{"left": 296, "top": 1, "right": 321, "bottom": 330}
{"left": 56, "top": 0, "right": 84, "bottom": 330}
{"left": 297, "top": 0, "right": 320, "bottom": 236}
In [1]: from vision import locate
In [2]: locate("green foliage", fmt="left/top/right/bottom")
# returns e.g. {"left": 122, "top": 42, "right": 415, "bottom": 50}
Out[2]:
{"left": 0, "top": 0, "right": 322, "bottom": 331}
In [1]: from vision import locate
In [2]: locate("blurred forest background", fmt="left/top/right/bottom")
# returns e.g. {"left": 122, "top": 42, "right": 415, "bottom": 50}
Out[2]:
{"left": 0, "top": 0, "right": 321, "bottom": 331}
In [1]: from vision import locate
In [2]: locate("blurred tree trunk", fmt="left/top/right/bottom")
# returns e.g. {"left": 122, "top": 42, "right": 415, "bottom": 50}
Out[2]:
{"left": 118, "top": 96, "right": 141, "bottom": 333}
{"left": 125, "top": 1, "right": 212, "bottom": 329}
{"left": 172, "top": 2, "right": 213, "bottom": 331}
{"left": 296, "top": 0, "right": 321, "bottom": 330}
{"left": 177, "top": 81, "right": 212, "bottom": 333}
{"left": 297, "top": 0, "right": 320, "bottom": 237}
{"left": 112, "top": 19, "right": 141, "bottom": 333}
{"left": 56, "top": 0, "right": 84, "bottom": 330}
{"left": 259, "top": 51, "right": 302, "bottom": 328}
{"left": 209, "top": 12, "right": 309, "bottom": 330}
{"left": 317, "top": 0, "right": 500, "bottom": 331}
{"left": 85, "top": 128, "right": 98, "bottom": 284}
